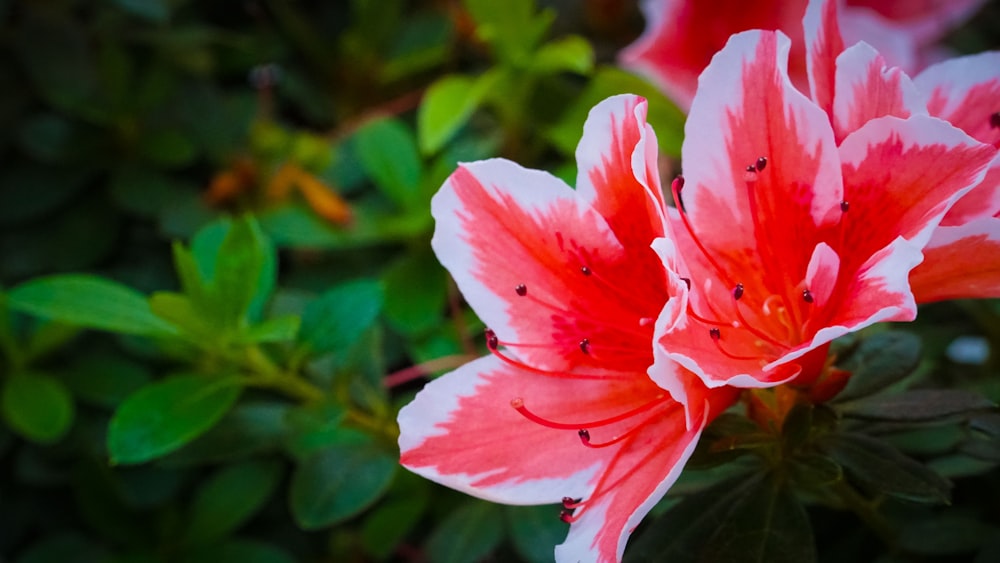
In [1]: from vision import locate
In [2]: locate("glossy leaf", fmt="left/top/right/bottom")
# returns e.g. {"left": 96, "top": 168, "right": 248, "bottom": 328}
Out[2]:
{"left": 7, "top": 274, "right": 176, "bottom": 337}
{"left": 625, "top": 472, "right": 815, "bottom": 563}
{"left": 505, "top": 504, "right": 566, "bottom": 563}
{"left": 108, "top": 374, "right": 243, "bottom": 465}
{"left": 418, "top": 74, "right": 485, "bottom": 155}
{"left": 426, "top": 500, "right": 505, "bottom": 563}
{"left": 531, "top": 36, "right": 594, "bottom": 74}
{"left": 1, "top": 373, "right": 74, "bottom": 444}
{"left": 819, "top": 432, "right": 952, "bottom": 504}
{"left": 355, "top": 118, "right": 423, "bottom": 208}
{"left": 182, "top": 460, "right": 283, "bottom": 545}
{"left": 297, "top": 279, "right": 383, "bottom": 357}
{"left": 289, "top": 434, "right": 397, "bottom": 529}
{"left": 839, "top": 389, "right": 995, "bottom": 422}
{"left": 834, "top": 331, "right": 922, "bottom": 402}
{"left": 381, "top": 250, "right": 448, "bottom": 335}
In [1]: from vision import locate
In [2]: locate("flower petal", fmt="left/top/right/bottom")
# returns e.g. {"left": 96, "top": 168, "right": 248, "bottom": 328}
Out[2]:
{"left": 831, "top": 42, "right": 925, "bottom": 142}
{"left": 910, "top": 217, "right": 1000, "bottom": 302}
{"left": 914, "top": 51, "right": 1000, "bottom": 149}
{"left": 620, "top": 0, "right": 807, "bottom": 111}
{"left": 430, "top": 160, "right": 665, "bottom": 373}
{"left": 847, "top": 0, "right": 986, "bottom": 44}
{"left": 575, "top": 94, "right": 667, "bottom": 253}
{"left": 804, "top": 0, "right": 845, "bottom": 116}
{"left": 836, "top": 115, "right": 997, "bottom": 262}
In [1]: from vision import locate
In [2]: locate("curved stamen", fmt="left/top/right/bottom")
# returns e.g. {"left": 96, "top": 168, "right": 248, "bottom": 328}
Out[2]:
{"left": 510, "top": 395, "right": 668, "bottom": 430}
{"left": 485, "top": 330, "right": 630, "bottom": 381}
{"left": 522, "top": 293, "right": 650, "bottom": 341}
{"left": 670, "top": 177, "right": 737, "bottom": 289}
{"left": 579, "top": 410, "right": 664, "bottom": 448}
{"left": 712, "top": 334, "right": 763, "bottom": 361}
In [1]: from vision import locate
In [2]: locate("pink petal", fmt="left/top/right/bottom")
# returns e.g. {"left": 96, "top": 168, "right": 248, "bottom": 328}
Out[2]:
{"left": 847, "top": 0, "right": 986, "bottom": 44}
{"left": 431, "top": 161, "right": 666, "bottom": 374}
{"left": 836, "top": 115, "right": 997, "bottom": 262}
{"left": 804, "top": 0, "right": 845, "bottom": 116}
{"left": 575, "top": 94, "right": 668, "bottom": 253}
{"left": 831, "top": 42, "right": 924, "bottom": 142}
{"left": 620, "top": 0, "right": 809, "bottom": 112}
{"left": 944, "top": 162, "right": 1000, "bottom": 226}
{"left": 914, "top": 51, "right": 1000, "bottom": 149}
{"left": 910, "top": 217, "right": 1000, "bottom": 302}
{"left": 398, "top": 355, "right": 720, "bottom": 563}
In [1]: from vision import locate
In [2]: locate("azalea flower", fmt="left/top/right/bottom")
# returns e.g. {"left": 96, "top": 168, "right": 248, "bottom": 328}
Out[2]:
{"left": 652, "top": 28, "right": 996, "bottom": 392}
{"left": 397, "top": 95, "right": 738, "bottom": 563}
{"left": 619, "top": 0, "right": 985, "bottom": 112}
{"left": 800, "top": 0, "right": 1000, "bottom": 303}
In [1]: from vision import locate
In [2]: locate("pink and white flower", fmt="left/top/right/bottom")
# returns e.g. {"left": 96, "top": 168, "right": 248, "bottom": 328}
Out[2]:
{"left": 653, "top": 28, "right": 996, "bottom": 391}
{"left": 620, "top": 0, "right": 985, "bottom": 112}
{"left": 802, "top": 0, "right": 1000, "bottom": 302}
{"left": 398, "top": 95, "right": 738, "bottom": 563}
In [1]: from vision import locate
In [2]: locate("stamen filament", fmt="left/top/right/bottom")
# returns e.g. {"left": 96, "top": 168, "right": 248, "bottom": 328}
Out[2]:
{"left": 510, "top": 395, "right": 668, "bottom": 430}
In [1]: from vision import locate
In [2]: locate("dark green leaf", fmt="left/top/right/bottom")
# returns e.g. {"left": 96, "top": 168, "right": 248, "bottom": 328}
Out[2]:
{"left": 381, "top": 250, "right": 448, "bottom": 335}
{"left": 899, "top": 514, "right": 994, "bottom": 555}
{"left": 463, "top": 0, "right": 553, "bottom": 65}
{"left": 63, "top": 353, "right": 153, "bottom": 408}
{"left": 625, "top": 473, "right": 815, "bottom": 563}
{"left": 289, "top": 435, "right": 397, "bottom": 529}
{"left": 426, "top": 500, "right": 505, "bottom": 563}
{"left": 15, "top": 533, "right": 107, "bottom": 563}
{"left": 839, "top": 389, "right": 995, "bottom": 422}
{"left": 505, "top": 505, "right": 566, "bottom": 563}
{"left": 788, "top": 453, "right": 843, "bottom": 488}
{"left": 182, "top": 460, "right": 283, "bottom": 545}
{"left": 237, "top": 315, "right": 301, "bottom": 343}
{"left": 113, "top": 0, "right": 170, "bottom": 24}
{"left": 7, "top": 274, "right": 176, "bottom": 337}
{"left": 355, "top": 118, "right": 423, "bottom": 208}
{"left": 2, "top": 373, "right": 74, "bottom": 444}
{"left": 0, "top": 163, "right": 91, "bottom": 226}
{"left": 108, "top": 374, "right": 243, "bottom": 465}
{"left": 283, "top": 402, "right": 348, "bottom": 459}
{"left": 819, "top": 432, "right": 951, "bottom": 504}
{"left": 297, "top": 279, "right": 383, "bottom": 357}
{"left": 162, "top": 401, "right": 289, "bottom": 466}
{"left": 835, "top": 331, "right": 922, "bottom": 402}
{"left": 361, "top": 494, "right": 429, "bottom": 560}
{"left": 149, "top": 292, "right": 219, "bottom": 341}
{"left": 181, "top": 540, "right": 296, "bottom": 563}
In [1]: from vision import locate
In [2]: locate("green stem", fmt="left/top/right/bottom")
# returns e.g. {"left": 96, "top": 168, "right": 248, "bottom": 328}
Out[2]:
{"left": 242, "top": 346, "right": 325, "bottom": 403}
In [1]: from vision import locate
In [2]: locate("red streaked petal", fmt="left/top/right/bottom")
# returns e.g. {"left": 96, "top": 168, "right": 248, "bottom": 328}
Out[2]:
{"left": 681, "top": 29, "right": 841, "bottom": 313}
{"left": 620, "top": 0, "right": 807, "bottom": 111}
{"left": 804, "top": 0, "right": 845, "bottom": 116}
{"left": 836, "top": 115, "right": 997, "bottom": 266}
{"left": 431, "top": 161, "right": 664, "bottom": 373}
{"left": 911, "top": 217, "right": 1000, "bottom": 302}
{"left": 943, "top": 161, "right": 1000, "bottom": 225}
{"left": 832, "top": 42, "right": 924, "bottom": 142}
{"left": 575, "top": 94, "right": 667, "bottom": 251}
{"left": 554, "top": 400, "right": 707, "bottom": 563}
{"left": 914, "top": 51, "right": 1000, "bottom": 149}
{"left": 398, "top": 356, "right": 668, "bottom": 504}
{"left": 847, "top": 0, "right": 986, "bottom": 43}
{"left": 805, "top": 242, "right": 840, "bottom": 308}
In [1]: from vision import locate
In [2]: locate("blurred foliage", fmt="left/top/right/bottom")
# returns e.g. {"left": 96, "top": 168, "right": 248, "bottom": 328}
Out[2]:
{"left": 0, "top": 0, "right": 999, "bottom": 562}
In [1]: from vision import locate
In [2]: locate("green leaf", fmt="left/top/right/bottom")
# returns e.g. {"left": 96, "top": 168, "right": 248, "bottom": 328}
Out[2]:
{"left": 237, "top": 315, "right": 301, "bottom": 343}
{"left": 289, "top": 435, "right": 397, "bottom": 529}
{"left": 838, "top": 389, "right": 995, "bottom": 422}
{"left": 63, "top": 353, "right": 153, "bottom": 409}
{"left": 108, "top": 374, "right": 243, "bottom": 465}
{"left": 162, "top": 401, "right": 289, "bottom": 466}
{"left": 182, "top": 460, "right": 283, "bottom": 545}
{"left": 834, "top": 331, "right": 922, "bottom": 402}
{"left": 283, "top": 402, "right": 348, "bottom": 459}
{"left": 381, "top": 250, "right": 448, "bottom": 335}
{"left": 149, "top": 292, "right": 218, "bottom": 341}
{"left": 463, "top": 0, "right": 553, "bottom": 65}
{"left": 505, "top": 505, "right": 566, "bottom": 563}
{"left": 2, "top": 373, "right": 74, "bottom": 444}
{"left": 15, "top": 533, "right": 107, "bottom": 563}
{"left": 180, "top": 540, "right": 296, "bottom": 563}
{"left": 7, "top": 274, "right": 176, "bottom": 337}
{"left": 418, "top": 74, "right": 485, "bottom": 154}
{"left": 297, "top": 279, "right": 383, "bottom": 357}
{"left": 819, "top": 432, "right": 952, "bottom": 504}
{"left": 899, "top": 514, "right": 994, "bottom": 556}
{"left": 546, "top": 66, "right": 685, "bottom": 157}
{"left": 355, "top": 118, "right": 423, "bottom": 208}
{"left": 361, "top": 494, "right": 429, "bottom": 560}
{"left": 426, "top": 500, "right": 505, "bottom": 563}
{"left": 530, "top": 36, "right": 594, "bottom": 74}
{"left": 625, "top": 473, "right": 815, "bottom": 563}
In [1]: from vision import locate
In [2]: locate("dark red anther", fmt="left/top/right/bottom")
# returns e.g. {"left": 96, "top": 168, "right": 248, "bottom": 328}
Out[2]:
{"left": 562, "top": 497, "right": 577, "bottom": 508}
{"left": 745, "top": 164, "right": 756, "bottom": 173}
{"left": 559, "top": 509, "right": 574, "bottom": 523}
{"left": 990, "top": 112, "right": 1000, "bottom": 129}
{"left": 672, "top": 175, "right": 685, "bottom": 191}
{"left": 578, "top": 429, "right": 591, "bottom": 442}
{"left": 732, "top": 283, "right": 744, "bottom": 300}
{"left": 681, "top": 277, "right": 691, "bottom": 290}
{"left": 579, "top": 338, "right": 591, "bottom": 355}
{"left": 755, "top": 156, "right": 767, "bottom": 171}
{"left": 709, "top": 327, "right": 721, "bottom": 341}
{"left": 485, "top": 328, "right": 499, "bottom": 350}
{"left": 840, "top": 200, "right": 850, "bottom": 213}
{"left": 802, "top": 289, "right": 815, "bottom": 303}
{"left": 672, "top": 175, "right": 686, "bottom": 212}
{"left": 515, "top": 283, "right": 527, "bottom": 296}
{"left": 580, "top": 266, "right": 592, "bottom": 276}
